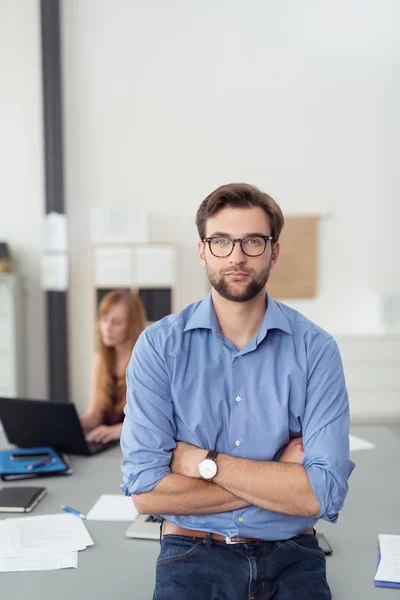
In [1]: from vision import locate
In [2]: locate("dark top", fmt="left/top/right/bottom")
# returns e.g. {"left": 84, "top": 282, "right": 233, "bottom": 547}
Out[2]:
{"left": 102, "top": 374, "right": 125, "bottom": 426}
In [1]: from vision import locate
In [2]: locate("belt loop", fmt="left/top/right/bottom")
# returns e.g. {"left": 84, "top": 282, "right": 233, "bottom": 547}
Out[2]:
{"left": 203, "top": 531, "right": 213, "bottom": 548}
{"left": 159, "top": 518, "right": 164, "bottom": 543}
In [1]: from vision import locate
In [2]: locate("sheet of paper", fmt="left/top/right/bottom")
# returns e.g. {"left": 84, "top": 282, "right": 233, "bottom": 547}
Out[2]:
{"left": 349, "top": 435, "right": 376, "bottom": 451}
{"left": 375, "top": 535, "right": 400, "bottom": 583}
{"left": 2, "top": 513, "right": 93, "bottom": 558}
{"left": 43, "top": 212, "right": 68, "bottom": 252}
{"left": 91, "top": 207, "right": 149, "bottom": 243}
{"left": 41, "top": 255, "right": 69, "bottom": 291}
{"left": 0, "top": 521, "right": 13, "bottom": 557}
{"left": 86, "top": 494, "right": 139, "bottom": 522}
{"left": 0, "top": 551, "right": 78, "bottom": 572}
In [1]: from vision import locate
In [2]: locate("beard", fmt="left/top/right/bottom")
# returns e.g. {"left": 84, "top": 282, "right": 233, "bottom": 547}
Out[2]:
{"left": 206, "top": 259, "right": 272, "bottom": 303}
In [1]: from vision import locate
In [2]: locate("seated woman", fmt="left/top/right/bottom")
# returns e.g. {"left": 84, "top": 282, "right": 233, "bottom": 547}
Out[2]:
{"left": 80, "top": 289, "right": 146, "bottom": 443}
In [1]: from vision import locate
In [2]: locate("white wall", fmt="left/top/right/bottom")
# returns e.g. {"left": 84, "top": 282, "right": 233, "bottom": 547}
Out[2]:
{"left": 2, "top": 2, "right": 398, "bottom": 416}
{"left": 0, "top": 0, "right": 47, "bottom": 399}
{"left": 62, "top": 0, "right": 400, "bottom": 413}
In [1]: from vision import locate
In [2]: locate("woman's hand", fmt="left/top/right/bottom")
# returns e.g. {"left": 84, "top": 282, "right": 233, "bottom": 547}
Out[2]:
{"left": 86, "top": 424, "right": 121, "bottom": 444}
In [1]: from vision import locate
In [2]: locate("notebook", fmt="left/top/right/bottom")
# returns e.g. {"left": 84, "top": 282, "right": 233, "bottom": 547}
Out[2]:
{"left": 0, "top": 486, "right": 47, "bottom": 513}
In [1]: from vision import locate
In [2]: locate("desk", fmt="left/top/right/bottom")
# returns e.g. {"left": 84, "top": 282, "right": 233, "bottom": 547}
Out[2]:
{"left": 0, "top": 426, "right": 399, "bottom": 599}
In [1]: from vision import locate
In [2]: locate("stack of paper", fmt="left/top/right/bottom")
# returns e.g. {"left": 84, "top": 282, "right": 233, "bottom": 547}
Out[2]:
{"left": 375, "top": 534, "right": 400, "bottom": 588}
{"left": 86, "top": 494, "right": 139, "bottom": 521}
{"left": 0, "top": 513, "right": 93, "bottom": 572}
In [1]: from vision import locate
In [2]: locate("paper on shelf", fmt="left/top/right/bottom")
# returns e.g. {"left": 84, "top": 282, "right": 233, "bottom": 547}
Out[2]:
{"left": 86, "top": 494, "right": 139, "bottom": 522}
{"left": 40, "top": 255, "right": 69, "bottom": 291}
{"left": 43, "top": 213, "right": 68, "bottom": 252}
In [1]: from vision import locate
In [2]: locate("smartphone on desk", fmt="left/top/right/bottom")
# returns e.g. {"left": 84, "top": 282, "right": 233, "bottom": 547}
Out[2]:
{"left": 10, "top": 452, "right": 52, "bottom": 462}
{"left": 316, "top": 533, "right": 333, "bottom": 555}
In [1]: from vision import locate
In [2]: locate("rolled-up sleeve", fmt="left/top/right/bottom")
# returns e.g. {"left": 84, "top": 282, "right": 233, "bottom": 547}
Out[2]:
{"left": 120, "top": 328, "right": 176, "bottom": 496}
{"left": 302, "top": 336, "right": 356, "bottom": 523}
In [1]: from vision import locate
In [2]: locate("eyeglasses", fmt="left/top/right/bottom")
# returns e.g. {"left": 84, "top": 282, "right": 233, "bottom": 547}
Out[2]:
{"left": 203, "top": 235, "right": 274, "bottom": 258}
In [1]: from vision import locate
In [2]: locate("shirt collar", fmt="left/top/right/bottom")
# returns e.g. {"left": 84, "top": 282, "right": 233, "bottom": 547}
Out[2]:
{"left": 260, "top": 293, "right": 292, "bottom": 338}
{"left": 184, "top": 291, "right": 292, "bottom": 337}
{"left": 183, "top": 291, "right": 218, "bottom": 333}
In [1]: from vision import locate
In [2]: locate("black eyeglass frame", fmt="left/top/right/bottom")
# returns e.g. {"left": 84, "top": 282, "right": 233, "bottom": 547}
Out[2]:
{"left": 202, "top": 235, "right": 274, "bottom": 258}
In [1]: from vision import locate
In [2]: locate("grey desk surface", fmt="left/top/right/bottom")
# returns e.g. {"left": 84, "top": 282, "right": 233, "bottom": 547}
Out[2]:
{"left": 0, "top": 425, "right": 399, "bottom": 599}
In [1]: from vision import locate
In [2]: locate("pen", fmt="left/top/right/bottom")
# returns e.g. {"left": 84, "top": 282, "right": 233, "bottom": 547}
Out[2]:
{"left": 25, "top": 458, "right": 56, "bottom": 471}
{"left": 60, "top": 505, "right": 86, "bottom": 519}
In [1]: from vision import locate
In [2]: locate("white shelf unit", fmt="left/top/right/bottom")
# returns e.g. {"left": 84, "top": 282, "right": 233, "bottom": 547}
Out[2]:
{"left": 336, "top": 333, "right": 400, "bottom": 422}
{"left": 0, "top": 273, "right": 24, "bottom": 397}
{"left": 92, "top": 242, "right": 178, "bottom": 321}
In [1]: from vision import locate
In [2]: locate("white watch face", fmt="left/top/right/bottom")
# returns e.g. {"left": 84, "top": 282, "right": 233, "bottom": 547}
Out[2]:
{"left": 198, "top": 458, "right": 217, "bottom": 480}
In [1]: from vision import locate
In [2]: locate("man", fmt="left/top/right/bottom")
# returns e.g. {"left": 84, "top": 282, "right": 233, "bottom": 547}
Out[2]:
{"left": 121, "top": 183, "right": 355, "bottom": 599}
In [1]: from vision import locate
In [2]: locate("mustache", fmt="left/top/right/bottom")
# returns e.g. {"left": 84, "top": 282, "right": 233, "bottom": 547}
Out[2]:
{"left": 221, "top": 267, "right": 252, "bottom": 275}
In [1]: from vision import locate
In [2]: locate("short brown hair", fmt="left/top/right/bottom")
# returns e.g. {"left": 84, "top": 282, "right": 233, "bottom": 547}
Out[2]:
{"left": 195, "top": 183, "right": 284, "bottom": 241}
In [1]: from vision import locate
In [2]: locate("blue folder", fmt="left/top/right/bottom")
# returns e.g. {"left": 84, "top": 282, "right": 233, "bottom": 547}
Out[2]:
{"left": 375, "top": 550, "right": 400, "bottom": 589}
{"left": 0, "top": 447, "right": 69, "bottom": 479}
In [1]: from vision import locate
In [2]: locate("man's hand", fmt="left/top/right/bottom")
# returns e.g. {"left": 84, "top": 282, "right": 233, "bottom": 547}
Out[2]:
{"left": 170, "top": 441, "right": 206, "bottom": 478}
{"left": 279, "top": 437, "right": 304, "bottom": 464}
{"left": 86, "top": 424, "right": 120, "bottom": 444}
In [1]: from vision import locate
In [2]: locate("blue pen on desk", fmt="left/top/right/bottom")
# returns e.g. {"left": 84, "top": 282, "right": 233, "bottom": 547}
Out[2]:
{"left": 61, "top": 505, "right": 86, "bottom": 519}
{"left": 25, "top": 458, "right": 56, "bottom": 471}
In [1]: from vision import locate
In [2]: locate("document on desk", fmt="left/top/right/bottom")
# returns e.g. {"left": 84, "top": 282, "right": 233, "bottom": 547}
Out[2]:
{"left": 0, "top": 551, "right": 78, "bottom": 572}
{"left": 375, "top": 535, "right": 400, "bottom": 585}
{"left": 1, "top": 513, "right": 93, "bottom": 558}
{"left": 349, "top": 434, "right": 375, "bottom": 451}
{"left": 86, "top": 494, "right": 139, "bottom": 521}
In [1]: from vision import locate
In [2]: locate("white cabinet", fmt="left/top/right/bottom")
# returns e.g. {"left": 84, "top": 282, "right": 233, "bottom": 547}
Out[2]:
{"left": 0, "top": 274, "right": 24, "bottom": 397}
{"left": 335, "top": 333, "right": 400, "bottom": 422}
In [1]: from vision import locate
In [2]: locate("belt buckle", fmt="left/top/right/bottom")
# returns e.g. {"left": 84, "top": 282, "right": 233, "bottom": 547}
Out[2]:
{"left": 225, "top": 537, "right": 241, "bottom": 544}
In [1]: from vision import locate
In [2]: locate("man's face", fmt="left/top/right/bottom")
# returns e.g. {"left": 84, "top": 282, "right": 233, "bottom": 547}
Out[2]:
{"left": 198, "top": 207, "right": 280, "bottom": 303}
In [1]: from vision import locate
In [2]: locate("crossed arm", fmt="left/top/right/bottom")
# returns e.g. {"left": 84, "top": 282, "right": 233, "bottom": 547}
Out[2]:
{"left": 125, "top": 332, "right": 354, "bottom": 521}
{"left": 132, "top": 437, "right": 318, "bottom": 517}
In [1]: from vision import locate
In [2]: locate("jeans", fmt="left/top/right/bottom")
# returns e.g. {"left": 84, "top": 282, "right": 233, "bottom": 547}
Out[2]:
{"left": 153, "top": 532, "right": 331, "bottom": 600}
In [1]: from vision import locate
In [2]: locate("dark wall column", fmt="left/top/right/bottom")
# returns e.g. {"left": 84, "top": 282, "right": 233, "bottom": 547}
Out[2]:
{"left": 40, "top": 0, "right": 69, "bottom": 402}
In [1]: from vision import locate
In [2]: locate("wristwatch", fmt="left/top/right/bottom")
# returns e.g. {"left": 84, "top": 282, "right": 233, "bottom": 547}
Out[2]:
{"left": 198, "top": 450, "right": 219, "bottom": 480}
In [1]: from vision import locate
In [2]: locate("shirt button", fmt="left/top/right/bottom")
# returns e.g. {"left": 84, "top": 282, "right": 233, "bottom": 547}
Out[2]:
{"left": 235, "top": 440, "right": 241, "bottom": 447}
{"left": 237, "top": 355, "right": 242, "bottom": 359}
{"left": 238, "top": 517, "right": 244, "bottom": 523}
{"left": 235, "top": 396, "right": 241, "bottom": 402}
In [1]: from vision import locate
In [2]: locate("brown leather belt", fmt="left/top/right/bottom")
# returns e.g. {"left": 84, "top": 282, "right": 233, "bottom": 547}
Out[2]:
{"left": 162, "top": 520, "right": 314, "bottom": 544}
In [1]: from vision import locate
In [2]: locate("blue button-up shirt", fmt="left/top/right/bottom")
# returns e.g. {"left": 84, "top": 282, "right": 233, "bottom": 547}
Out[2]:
{"left": 121, "top": 292, "right": 355, "bottom": 541}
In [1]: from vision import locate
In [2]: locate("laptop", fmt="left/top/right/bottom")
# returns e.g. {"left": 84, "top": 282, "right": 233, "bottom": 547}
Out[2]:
{"left": 125, "top": 516, "right": 333, "bottom": 554}
{"left": 0, "top": 397, "right": 117, "bottom": 456}
{"left": 125, "top": 514, "right": 162, "bottom": 540}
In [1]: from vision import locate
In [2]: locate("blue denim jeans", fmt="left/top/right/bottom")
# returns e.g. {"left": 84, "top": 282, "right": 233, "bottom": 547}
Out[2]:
{"left": 153, "top": 532, "right": 331, "bottom": 600}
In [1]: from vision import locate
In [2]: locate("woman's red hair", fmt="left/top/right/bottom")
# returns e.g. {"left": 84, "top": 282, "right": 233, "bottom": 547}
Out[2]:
{"left": 96, "top": 290, "right": 146, "bottom": 413}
